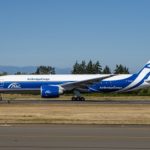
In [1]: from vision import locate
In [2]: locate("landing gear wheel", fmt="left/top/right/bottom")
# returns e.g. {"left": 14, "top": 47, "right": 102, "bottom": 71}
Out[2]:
{"left": 80, "top": 97, "right": 85, "bottom": 101}
{"left": 71, "top": 97, "right": 76, "bottom": 101}
{"left": 76, "top": 97, "right": 81, "bottom": 101}
{"left": 71, "top": 96, "right": 85, "bottom": 101}
{"left": 72, "top": 90, "right": 86, "bottom": 101}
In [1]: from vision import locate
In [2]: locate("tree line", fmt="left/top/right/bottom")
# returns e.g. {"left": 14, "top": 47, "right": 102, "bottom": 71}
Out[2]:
{"left": 0, "top": 60, "right": 129, "bottom": 75}
{"left": 72, "top": 60, "right": 129, "bottom": 74}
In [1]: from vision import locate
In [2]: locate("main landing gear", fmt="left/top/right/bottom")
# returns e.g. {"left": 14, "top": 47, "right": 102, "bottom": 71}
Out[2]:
{"left": 71, "top": 90, "right": 85, "bottom": 101}
{"left": 71, "top": 96, "right": 85, "bottom": 101}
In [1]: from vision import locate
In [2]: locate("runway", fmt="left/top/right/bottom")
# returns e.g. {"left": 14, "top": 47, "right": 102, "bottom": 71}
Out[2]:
{"left": 1, "top": 99, "right": 150, "bottom": 104}
{"left": 0, "top": 125, "right": 150, "bottom": 150}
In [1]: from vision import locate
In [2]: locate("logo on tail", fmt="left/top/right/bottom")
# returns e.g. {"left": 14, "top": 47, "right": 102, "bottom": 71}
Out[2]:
{"left": 119, "top": 60, "right": 150, "bottom": 92}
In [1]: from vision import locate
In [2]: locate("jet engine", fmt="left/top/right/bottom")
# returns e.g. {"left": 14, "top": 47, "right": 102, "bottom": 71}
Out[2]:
{"left": 41, "top": 85, "right": 64, "bottom": 98}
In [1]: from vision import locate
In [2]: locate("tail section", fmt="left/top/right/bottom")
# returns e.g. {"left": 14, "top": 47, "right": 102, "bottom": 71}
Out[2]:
{"left": 143, "top": 60, "right": 150, "bottom": 83}
{"left": 130, "top": 60, "right": 150, "bottom": 90}
{"left": 137, "top": 60, "right": 150, "bottom": 75}
{"left": 119, "top": 60, "right": 150, "bottom": 92}
{"left": 135, "top": 60, "right": 150, "bottom": 85}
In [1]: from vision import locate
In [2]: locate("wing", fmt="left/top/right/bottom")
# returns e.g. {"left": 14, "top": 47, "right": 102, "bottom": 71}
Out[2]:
{"left": 61, "top": 74, "right": 115, "bottom": 91}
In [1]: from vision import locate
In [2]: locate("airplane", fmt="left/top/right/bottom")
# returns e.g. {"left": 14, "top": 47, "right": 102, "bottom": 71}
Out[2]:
{"left": 0, "top": 61, "right": 150, "bottom": 101}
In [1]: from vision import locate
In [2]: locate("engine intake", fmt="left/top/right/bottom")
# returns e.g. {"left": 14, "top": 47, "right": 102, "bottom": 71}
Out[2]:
{"left": 41, "top": 85, "right": 64, "bottom": 98}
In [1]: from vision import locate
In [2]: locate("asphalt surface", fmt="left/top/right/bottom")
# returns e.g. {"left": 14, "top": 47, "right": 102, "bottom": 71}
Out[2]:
{"left": 1, "top": 99, "right": 150, "bottom": 104}
{"left": 0, "top": 125, "right": 150, "bottom": 150}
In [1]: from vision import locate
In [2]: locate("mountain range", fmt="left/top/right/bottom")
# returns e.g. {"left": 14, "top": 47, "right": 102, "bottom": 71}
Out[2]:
{"left": 0, "top": 66, "right": 71, "bottom": 74}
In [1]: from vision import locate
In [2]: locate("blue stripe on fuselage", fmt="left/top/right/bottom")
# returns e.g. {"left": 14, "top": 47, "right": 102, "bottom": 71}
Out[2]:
{"left": 89, "top": 74, "right": 138, "bottom": 93}
{"left": 0, "top": 81, "right": 69, "bottom": 91}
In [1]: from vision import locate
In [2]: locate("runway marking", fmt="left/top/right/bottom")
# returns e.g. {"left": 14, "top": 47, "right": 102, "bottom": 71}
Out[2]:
{"left": 0, "top": 146, "right": 149, "bottom": 149}
{"left": 0, "top": 134, "right": 150, "bottom": 140}
{"left": 0, "top": 124, "right": 12, "bottom": 127}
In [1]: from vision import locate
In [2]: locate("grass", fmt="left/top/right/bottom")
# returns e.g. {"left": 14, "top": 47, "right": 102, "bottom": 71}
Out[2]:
{"left": 1, "top": 93, "right": 150, "bottom": 100}
{"left": 0, "top": 93, "right": 150, "bottom": 125}
{"left": 0, "top": 103, "right": 150, "bottom": 124}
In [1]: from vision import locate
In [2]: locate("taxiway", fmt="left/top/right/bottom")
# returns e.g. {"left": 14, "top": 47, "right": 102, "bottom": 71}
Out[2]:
{"left": 0, "top": 125, "right": 150, "bottom": 150}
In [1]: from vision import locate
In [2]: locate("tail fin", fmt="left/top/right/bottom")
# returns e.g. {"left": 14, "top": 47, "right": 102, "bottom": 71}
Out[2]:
{"left": 129, "top": 60, "right": 150, "bottom": 90}
{"left": 137, "top": 60, "right": 150, "bottom": 75}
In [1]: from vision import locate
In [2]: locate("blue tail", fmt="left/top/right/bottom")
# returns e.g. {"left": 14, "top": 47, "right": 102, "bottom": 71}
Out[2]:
{"left": 137, "top": 60, "right": 150, "bottom": 75}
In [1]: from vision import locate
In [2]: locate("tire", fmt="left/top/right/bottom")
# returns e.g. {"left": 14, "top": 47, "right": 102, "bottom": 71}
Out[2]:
{"left": 72, "top": 97, "right": 76, "bottom": 101}
{"left": 76, "top": 97, "right": 81, "bottom": 101}
{"left": 72, "top": 97, "right": 85, "bottom": 101}
{"left": 81, "top": 97, "right": 85, "bottom": 101}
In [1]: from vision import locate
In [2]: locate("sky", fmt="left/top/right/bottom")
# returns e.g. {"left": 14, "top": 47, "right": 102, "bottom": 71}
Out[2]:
{"left": 0, "top": 0, "right": 150, "bottom": 72}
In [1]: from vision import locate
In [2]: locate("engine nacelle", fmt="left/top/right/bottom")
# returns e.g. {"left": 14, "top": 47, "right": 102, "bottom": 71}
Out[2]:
{"left": 41, "top": 85, "right": 64, "bottom": 98}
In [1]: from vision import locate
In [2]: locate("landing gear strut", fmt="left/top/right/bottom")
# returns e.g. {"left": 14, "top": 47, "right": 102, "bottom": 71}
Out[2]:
{"left": 71, "top": 90, "right": 85, "bottom": 101}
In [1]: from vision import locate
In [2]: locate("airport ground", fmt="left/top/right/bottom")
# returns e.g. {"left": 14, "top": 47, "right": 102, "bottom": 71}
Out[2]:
{"left": 1, "top": 93, "right": 150, "bottom": 101}
{"left": 0, "top": 94, "right": 150, "bottom": 149}
{"left": 0, "top": 95, "right": 150, "bottom": 124}
{"left": 0, "top": 124, "right": 150, "bottom": 150}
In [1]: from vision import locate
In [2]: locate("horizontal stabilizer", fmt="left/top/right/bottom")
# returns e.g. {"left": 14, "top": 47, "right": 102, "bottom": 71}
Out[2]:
{"left": 145, "top": 80, "right": 150, "bottom": 84}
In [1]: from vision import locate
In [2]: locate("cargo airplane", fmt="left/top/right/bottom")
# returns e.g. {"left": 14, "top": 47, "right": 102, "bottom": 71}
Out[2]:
{"left": 0, "top": 61, "right": 150, "bottom": 101}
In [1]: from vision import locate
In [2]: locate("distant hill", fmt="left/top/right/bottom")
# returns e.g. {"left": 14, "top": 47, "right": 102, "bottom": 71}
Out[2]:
{"left": 0, "top": 66, "right": 71, "bottom": 74}
{"left": 55, "top": 67, "right": 71, "bottom": 74}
